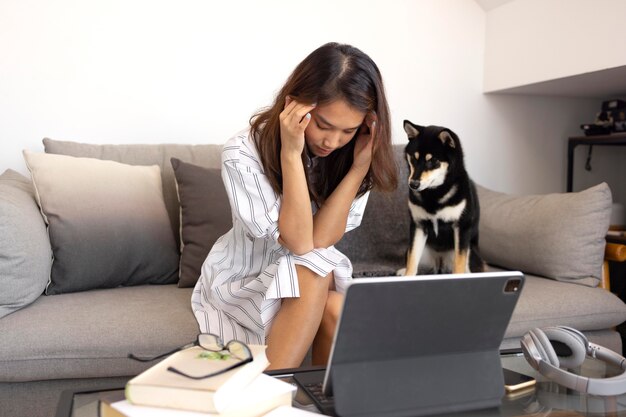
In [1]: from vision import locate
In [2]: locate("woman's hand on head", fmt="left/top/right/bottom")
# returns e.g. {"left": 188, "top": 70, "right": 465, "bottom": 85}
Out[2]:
{"left": 352, "top": 112, "right": 377, "bottom": 172}
{"left": 279, "top": 97, "right": 316, "bottom": 156}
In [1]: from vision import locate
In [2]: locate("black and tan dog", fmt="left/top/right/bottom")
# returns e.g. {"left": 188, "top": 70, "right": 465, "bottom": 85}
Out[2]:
{"left": 400, "top": 120, "right": 485, "bottom": 276}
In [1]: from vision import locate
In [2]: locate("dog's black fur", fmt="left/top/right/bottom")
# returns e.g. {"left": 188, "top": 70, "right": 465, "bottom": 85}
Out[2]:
{"left": 401, "top": 120, "right": 485, "bottom": 275}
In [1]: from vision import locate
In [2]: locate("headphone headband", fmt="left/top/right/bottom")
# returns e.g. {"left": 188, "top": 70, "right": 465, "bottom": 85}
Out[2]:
{"left": 521, "top": 326, "right": 626, "bottom": 396}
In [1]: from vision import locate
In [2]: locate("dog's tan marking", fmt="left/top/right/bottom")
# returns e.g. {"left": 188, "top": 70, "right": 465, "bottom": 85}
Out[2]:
{"left": 406, "top": 154, "right": 415, "bottom": 186}
{"left": 405, "top": 227, "right": 426, "bottom": 276}
{"left": 454, "top": 250, "right": 469, "bottom": 274}
{"left": 418, "top": 162, "right": 449, "bottom": 191}
{"left": 452, "top": 226, "right": 469, "bottom": 273}
{"left": 425, "top": 154, "right": 432, "bottom": 161}
{"left": 414, "top": 151, "right": 419, "bottom": 160}
{"left": 439, "top": 185, "right": 457, "bottom": 205}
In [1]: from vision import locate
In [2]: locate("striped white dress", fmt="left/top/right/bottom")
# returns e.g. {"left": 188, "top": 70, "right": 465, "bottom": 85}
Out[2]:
{"left": 191, "top": 129, "right": 369, "bottom": 344}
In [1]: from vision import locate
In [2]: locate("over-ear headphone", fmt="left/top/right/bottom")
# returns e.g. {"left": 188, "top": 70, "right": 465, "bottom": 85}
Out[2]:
{"left": 521, "top": 326, "right": 626, "bottom": 396}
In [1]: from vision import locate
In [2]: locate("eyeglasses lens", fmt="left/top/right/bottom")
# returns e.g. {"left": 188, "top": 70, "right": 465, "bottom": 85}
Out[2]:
{"left": 198, "top": 334, "right": 222, "bottom": 351}
{"left": 227, "top": 341, "right": 251, "bottom": 360}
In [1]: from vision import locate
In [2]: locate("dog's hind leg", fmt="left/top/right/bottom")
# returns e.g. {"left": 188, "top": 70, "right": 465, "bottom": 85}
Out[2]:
{"left": 405, "top": 227, "right": 427, "bottom": 276}
{"left": 452, "top": 225, "right": 470, "bottom": 274}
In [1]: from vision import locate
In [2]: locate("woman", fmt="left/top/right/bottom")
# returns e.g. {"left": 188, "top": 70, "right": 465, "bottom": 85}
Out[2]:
{"left": 192, "top": 42, "right": 397, "bottom": 370}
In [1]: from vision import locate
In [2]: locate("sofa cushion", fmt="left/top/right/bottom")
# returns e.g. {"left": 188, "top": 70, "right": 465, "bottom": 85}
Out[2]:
{"left": 477, "top": 183, "right": 612, "bottom": 287}
{"left": 0, "top": 285, "right": 198, "bottom": 382}
{"left": 0, "top": 170, "right": 51, "bottom": 318}
{"left": 498, "top": 268, "right": 626, "bottom": 338}
{"left": 1, "top": 275, "right": 624, "bottom": 382}
{"left": 42, "top": 138, "right": 222, "bottom": 251}
{"left": 23, "top": 151, "right": 179, "bottom": 294}
{"left": 171, "top": 158, "right": 232, "bottom": 288}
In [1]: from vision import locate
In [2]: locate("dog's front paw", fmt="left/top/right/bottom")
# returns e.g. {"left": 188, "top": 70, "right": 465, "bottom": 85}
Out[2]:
{"left": 396, "top": 268, "right": 406, "bottom": 276}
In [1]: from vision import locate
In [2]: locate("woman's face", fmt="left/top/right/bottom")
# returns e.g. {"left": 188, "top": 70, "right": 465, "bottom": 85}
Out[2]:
{"left": 305, "top": 99, "right": 366, "bottom": 157}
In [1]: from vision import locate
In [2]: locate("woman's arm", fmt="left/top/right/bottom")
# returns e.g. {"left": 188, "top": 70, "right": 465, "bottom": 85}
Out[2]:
{"left": 277, "top": 98, "right": 317, "bottom": 255}
{"left": 313, "top": 117, "right": 376, "bottom": 248}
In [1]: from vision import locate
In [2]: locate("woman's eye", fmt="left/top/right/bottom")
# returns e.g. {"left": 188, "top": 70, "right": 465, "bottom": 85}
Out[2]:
{"left": 316, "top": 122, "right": 329, "bottom": 131}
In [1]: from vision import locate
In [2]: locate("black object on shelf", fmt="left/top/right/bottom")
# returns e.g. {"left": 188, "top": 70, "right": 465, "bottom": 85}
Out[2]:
{"left": 580, "top": 98, "right": 626, "bottom": 136}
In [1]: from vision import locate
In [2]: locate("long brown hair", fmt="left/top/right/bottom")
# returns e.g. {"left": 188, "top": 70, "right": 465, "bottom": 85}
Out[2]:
{"left": 250, "top": 42, "right": 397, "bottom": 205}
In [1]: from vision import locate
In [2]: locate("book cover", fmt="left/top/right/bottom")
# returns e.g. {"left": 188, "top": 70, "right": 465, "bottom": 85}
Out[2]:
{"left": 125, "top": 345, "right": 269, "bottom": 413}
{"left": 110, "top": 374, "right": 294, "bottom": 417}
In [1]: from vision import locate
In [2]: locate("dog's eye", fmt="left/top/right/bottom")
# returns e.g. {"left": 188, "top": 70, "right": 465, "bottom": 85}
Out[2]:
{"left": 425, "top": 159, "right": 440, "bottom": 169}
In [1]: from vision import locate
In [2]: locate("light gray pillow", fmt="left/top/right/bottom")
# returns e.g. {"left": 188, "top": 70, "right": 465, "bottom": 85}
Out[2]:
{"left": 23, "top": 151, "right": 179, "bottom": 294}
{"left": 477, "top": 183, "right": 612, "bottom": 287}
{"left": 0, "top": 170, "right": 51, "bottom": 318}
{"left": 42, "top": 138, "right": 222, "bottom": 250}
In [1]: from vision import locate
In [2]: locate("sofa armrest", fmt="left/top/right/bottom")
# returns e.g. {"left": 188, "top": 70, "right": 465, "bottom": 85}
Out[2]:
{"left": 605, "top": 243, "right": 626, "bottom": 263}
{"left": 601, "top": 243, "right": 626, "bottom": 290}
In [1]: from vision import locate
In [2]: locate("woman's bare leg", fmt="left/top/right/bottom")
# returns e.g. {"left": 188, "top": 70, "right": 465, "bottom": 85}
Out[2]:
{"left": 266, "top": 265, "right": 330, "bottom": 370}
{"left": 312, "top": 290, "right": 344, "bottom": 365}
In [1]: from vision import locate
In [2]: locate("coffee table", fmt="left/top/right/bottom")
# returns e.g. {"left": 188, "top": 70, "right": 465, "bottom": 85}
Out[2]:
{"left": 56, "top": 352, "right": 626, "bottom": 417}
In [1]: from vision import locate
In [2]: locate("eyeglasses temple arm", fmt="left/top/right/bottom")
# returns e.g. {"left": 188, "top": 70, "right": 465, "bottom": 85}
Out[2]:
{"left": 167, "top": 357, "right": 253, "bottom": 380}
{"left": 128, "top": 343, "right": 195, "bottom": 362}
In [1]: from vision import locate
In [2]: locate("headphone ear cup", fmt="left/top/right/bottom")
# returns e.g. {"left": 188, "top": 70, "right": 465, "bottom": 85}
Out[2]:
{"left": 529, "top": 328, "right": 560, "bottom": 368}
{"left": 542, "top": 327, "right": 587, "bottom": 369}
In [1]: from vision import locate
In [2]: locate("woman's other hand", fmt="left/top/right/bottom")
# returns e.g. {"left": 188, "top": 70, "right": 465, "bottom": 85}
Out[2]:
{"left": 352, "top": 112, "right": 377, "bottom": 172}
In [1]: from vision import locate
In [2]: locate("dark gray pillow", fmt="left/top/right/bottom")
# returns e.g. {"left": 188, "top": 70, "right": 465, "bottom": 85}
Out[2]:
{"left": 171, "top": 158, "right": 232, "bottom": 288}
{"left": 0, "top": 170, "right": 51, "bottom": 317}
{"left": 477, "top": 183, "right": 612, "bottom": 287}
{"left": 23, "top": 151, "right": 179, "bottom": 294}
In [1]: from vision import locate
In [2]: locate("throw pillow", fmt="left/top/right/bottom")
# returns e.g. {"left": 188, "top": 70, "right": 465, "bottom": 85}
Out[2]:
{"left": 23, "top": 151, "right": 179, "bottom": 294}
{"left": 171, "top": 158, "right": 232, "bottom": 287}
{"left": 42, "top": 138, "right": 223, "bottom": 251}
{"left": 0, "top": 170, "right": 51, "bottom": 318}
{"left": 476, "top": 183, "right": 612, "bottom": 287}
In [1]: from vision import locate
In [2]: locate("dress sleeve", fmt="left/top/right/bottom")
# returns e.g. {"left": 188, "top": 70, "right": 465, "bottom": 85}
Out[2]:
{"left": 222, "top": 159, "right": 281, "bottom": 242}
{"left": 345, "top": 191, "right": 370, "bottom": 233}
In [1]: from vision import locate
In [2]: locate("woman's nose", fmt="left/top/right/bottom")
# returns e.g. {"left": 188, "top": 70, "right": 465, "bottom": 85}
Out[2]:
{"left": 323, "top": 132, "right": 341, "bottom": 149}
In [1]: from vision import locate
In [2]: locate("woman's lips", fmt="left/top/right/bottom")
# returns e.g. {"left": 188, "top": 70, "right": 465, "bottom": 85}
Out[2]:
{"left": 317, "top": 147, "right": 332, "bottom": 156}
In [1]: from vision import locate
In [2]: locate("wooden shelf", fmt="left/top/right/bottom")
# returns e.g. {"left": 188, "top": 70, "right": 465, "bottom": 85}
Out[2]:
{"left": 567, "top": 132, "right": 626, "bottom": 192}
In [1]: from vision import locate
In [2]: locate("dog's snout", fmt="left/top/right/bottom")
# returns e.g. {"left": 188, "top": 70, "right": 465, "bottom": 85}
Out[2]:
{"left": 409, "top": 180, "right": 420, "bottom": 190}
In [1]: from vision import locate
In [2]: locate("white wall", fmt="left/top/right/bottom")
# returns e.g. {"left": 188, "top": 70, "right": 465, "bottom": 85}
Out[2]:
{"left": 0, "top": 0, "right": 602, "bottom": 195}
{"left": 484, "top": 0, "right": 626, "bottom": 92}
{"left": 482, "top": 0, "right": 625, "bottom": 206}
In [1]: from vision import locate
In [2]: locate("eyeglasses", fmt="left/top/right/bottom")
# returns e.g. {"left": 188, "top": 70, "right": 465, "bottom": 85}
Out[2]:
{"left": 128, "top": 333, "right": 253, "bottom": 380}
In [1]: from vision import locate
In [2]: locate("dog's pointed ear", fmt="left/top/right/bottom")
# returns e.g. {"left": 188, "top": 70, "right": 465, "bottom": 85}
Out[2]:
{"left": 404, "top": 120, "right": 423, "bottom": 140}
{"left": 438, "top": 130, "right": 456, "bottom": 149}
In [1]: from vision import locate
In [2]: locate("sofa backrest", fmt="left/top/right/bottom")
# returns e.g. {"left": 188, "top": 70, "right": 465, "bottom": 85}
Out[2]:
{"left": 42, "top": 138, "right": 412, "bottom": 271}
{"left": 335, "top": 145, "right": 409, "bottom": 275}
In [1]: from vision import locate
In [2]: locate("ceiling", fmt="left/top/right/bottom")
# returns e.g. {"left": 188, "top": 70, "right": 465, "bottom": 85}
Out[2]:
{"left": 487, "top": 66, "right": 626, "bottom": 99}
{"left": 475, "top": 0, "right": 626, "bottom": 98}
{"left": 474, "top": 0, "right": 515, "bottom": 11}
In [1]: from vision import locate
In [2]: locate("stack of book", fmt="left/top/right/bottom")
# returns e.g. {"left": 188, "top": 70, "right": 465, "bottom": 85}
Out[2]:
{"left": 100, "top": 345, "right": 296, "bottom": 417}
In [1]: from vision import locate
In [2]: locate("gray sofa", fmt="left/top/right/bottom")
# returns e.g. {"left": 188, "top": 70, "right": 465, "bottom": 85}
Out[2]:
{"left": 1, "top": 139, "right": 625, "bottom": 417}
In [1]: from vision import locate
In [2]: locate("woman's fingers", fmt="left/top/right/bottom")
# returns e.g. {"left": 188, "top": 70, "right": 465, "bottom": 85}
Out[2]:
{"left": 281, "top": 98, "right": 316, "bottom": 130}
